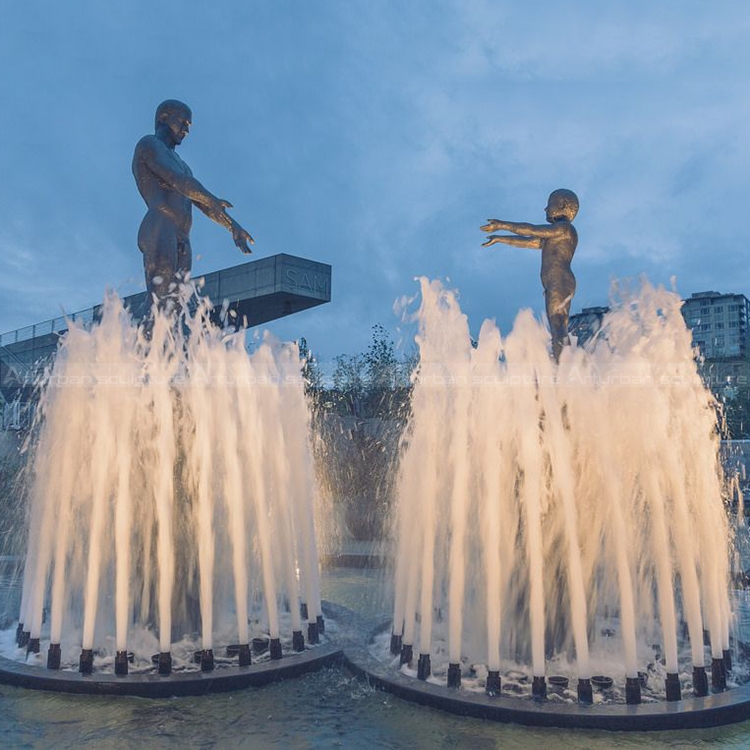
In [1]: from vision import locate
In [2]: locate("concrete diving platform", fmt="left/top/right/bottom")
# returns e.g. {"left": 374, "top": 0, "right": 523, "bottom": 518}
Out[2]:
{"left": 0, "top": 253, "right": 331, "bottom": 407}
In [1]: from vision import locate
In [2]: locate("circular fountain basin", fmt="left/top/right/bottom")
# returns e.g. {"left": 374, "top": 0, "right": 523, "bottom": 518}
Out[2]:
{"left": 0, "top": 643, "right": 342, "bottom": 698}
{"left": 343, "top": 622, "right": 750, "bottom": 731}
{"left": 0, "top": 602, "right": 345, "bottom": 698}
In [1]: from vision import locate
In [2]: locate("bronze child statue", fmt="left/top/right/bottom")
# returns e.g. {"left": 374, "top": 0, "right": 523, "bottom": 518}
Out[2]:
{"left": 481, "top": 189, "right": 579, "bottom": 362}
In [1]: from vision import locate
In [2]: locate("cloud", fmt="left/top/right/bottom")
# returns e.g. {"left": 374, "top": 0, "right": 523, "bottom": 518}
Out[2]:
{"left": 1, "top": 0, "right": 750, "bottom": 360}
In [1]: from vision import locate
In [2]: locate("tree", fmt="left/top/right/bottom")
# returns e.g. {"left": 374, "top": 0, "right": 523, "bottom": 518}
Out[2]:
{"left": 297, "top": 337, "right": 323, "bottom": 399}
{"left": 303, "top": 325, "right": 416, "bottom": 539}
{"left": 722, "top": 390, "right": 750, "bottom": 439}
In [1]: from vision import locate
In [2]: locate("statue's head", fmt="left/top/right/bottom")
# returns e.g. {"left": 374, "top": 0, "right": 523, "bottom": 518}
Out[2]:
{"left": 546, "top": 189, "right": 579, "bottom": 222}
{"left": 154, "top": 100, "right": 192, "bottom": 146}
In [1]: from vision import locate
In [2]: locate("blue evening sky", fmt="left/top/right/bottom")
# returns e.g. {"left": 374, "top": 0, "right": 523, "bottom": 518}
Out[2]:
{"left": 1, "top": 1, "right": 749, "bottom": 363}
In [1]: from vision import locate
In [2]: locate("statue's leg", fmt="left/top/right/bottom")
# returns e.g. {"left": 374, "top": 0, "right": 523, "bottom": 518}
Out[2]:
{"left": 139, "top": 217, "right": 179, "bottom": 303}
{"left": 545, "top": 283, "right": 574, "bottom": 362}
{"left": 176, "top": 238, "right": 192, "bottom": 282}
{"left": 548, "top": 313, "right": 568, "bottom": 363}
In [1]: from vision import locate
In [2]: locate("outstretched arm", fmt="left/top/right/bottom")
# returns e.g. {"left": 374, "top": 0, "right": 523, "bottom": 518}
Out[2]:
{"left": 141, "top": 137, "right": 222, "bottom": 208}
{"left": 140, "top": 137, "right": 254, "bottom": 253}
{"left": 481, "top": 219, "right": 564, "bottom": 239}
{"left": 194, "top": 202, "right": 254, "bottom": 254}
{"left": 482, "top": 234, "right": 541, "bottom": 249}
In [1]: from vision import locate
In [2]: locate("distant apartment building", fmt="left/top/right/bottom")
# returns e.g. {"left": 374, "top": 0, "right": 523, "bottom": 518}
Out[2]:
{"left": 681, "top": 291, "right": 750, "bottom": 394}
{"left": 568, "top": 306, "right": 609, "bottom": 348}
{"left": 569, "top": 291, "right": 750, "bottom": 393}
{"left": 681, "top": 291, "right": 750, "bottom": 360}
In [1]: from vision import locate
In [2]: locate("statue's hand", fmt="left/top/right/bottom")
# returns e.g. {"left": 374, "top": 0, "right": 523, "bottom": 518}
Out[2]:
{"left": 482, "top": 235, "right": 501, "bottom": 247}
{"left": 481, "top": 220, "right": 502, "bottom": 233}
{"left": 232, "top": 223, "right": 254, "bottom": 254}
{"left": 206, "top": 196, "right": 233, "bottom": 219}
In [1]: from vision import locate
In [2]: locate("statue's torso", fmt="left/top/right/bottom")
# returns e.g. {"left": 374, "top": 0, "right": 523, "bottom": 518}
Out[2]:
{"left": 540, "top": 222, "right": 577, "bottom": 290}
{"left": 133, "top": 135, "right": 193, "bottom": 238}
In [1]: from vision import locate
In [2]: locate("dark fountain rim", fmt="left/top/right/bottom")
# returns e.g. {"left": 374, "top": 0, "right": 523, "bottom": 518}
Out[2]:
{"left": 341, "top": 619, "right": 750, "bottom": 732}
{"left": 0, "top": 603, "right": 344, "bottom": 698}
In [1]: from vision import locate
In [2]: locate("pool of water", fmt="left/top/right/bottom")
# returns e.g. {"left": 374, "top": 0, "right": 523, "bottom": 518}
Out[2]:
{"left": 3, "top": 567, "right": 750, "bottom": 748}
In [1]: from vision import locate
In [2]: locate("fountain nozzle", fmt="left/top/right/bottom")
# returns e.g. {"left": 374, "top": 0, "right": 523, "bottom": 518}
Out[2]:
{"left": 115, "top": 650, "right": 129, "bottom": 676}
{"left": 47, "top": 643, "right": 61, "bottom": 670}
{"left": 238, "top": 643, "right": 251, "bottom": 666}
{"left": 532, "top": 675, "right": 546, "bottom": 699}
{"left": 269, "top": 638, "right": 282, "bottom": 660}
{"left": 723, "top": 649, "right": 732, "bottom": 673}
{"left": 693, "top": 665, "right": 708, "bottom": 697}
{"left": 577, "top": 678, "right": 593, "bottom": 703}
{"left": 292, "top": 630, "right": 305, "bottom": 652}
{"left": 200, "top": 649, "right": 214, "bottom": 672}
{"left": 447, "top": 663, "right": 461, "bottom": 688}
{"left": 79, "top": 649, "right": 94, "bottom": 675}
{"left": 308, "top": 621, "right": 319, "bottom": 645}
{"left": 711, "top": 657, "right": 726, "bottom": 691}
{"left": 625, "top": 676, "right": 641, "bottom": 704}
{"left": 417, "top": 654, "right": 431, "bottom": 680}
{"left": 158, "top": 651, "right": 172, "bottom": 676}
{"left": 400, "top": 643, "right": 413, "bottom": 666}
{"left": 389, "top": 632, "right": 402, "bottom": 656}
{"left": 485, "top": 670, "right": 501, "bottom": 695}
{"left": 665, "top": 672, "right": 681, "bottom": 701}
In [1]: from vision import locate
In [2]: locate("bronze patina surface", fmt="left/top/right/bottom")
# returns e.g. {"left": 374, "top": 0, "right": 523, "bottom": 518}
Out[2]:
{"left": 133, "top": 99, "right": 254, "bottom": 301}
{"left": 481, "top": 189, "right": 579, "bottom": 362}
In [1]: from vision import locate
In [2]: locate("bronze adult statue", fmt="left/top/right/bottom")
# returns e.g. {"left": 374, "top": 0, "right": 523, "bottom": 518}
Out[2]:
{"left": 481, "top": 189, "right": 579, "bottom": 362}
{"left": 133, "top": 100, "right": 254, "bottom": 302}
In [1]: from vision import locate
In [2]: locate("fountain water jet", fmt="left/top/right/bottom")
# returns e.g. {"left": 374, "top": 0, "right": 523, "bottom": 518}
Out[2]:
{"left": 387, "top": 277, "right": 734, "bottom": 707}
{"left": 4, "top": 283, "right": 327, "bottom": 681}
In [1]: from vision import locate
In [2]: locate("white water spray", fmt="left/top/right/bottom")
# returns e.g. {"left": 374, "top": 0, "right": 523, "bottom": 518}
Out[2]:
{"left": 391, "top": 278, "right": 732, "bottom": 694}
{"left": 13, "top": 285, "right": 323, "bottom": 670}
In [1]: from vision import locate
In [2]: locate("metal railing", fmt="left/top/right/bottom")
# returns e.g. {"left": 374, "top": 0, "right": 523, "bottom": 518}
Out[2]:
{"left": 0, "top": 306, "right": 97, "bottom": 347}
